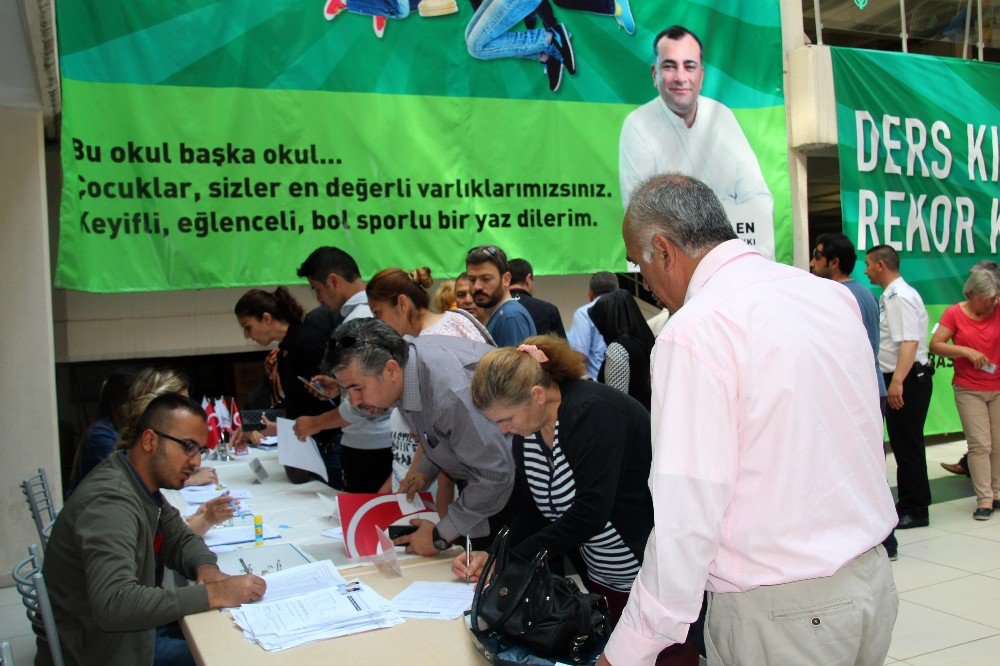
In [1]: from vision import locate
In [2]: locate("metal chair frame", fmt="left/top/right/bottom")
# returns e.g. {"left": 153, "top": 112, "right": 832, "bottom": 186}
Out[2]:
{"left": 0, "top": 639, "right": 13, "bottom": 664}
{"left": 11, "top": 544, "right": 64, "bottom": 666}
{"left": 21, "top": 468, "right": 57, "bottom": 550}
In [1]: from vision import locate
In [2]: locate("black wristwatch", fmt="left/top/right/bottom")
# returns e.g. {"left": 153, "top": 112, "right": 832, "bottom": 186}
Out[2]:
{"left": 431, "top": 526, "right": 450, "bottom": 551}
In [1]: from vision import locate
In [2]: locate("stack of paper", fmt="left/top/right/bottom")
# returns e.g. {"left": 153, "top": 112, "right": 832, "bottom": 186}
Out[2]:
{"left": 230, "top": 560, "right": 402, "bottom": 651}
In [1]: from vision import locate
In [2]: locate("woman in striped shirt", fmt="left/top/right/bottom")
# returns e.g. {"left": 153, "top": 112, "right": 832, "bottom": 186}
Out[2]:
{"left": 453, "top": 335, "right": 655, "bottom": 627}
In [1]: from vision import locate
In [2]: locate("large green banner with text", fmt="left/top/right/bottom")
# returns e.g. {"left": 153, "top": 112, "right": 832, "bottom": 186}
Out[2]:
{"left": 56, "top": 0, "right": 790, "bottom": 292}
{"left": 832, "top": 47, "right": 1000, "bottom": 435}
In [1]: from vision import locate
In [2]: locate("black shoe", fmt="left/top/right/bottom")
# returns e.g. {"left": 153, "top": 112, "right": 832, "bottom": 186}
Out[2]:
{"left": 886, "top": 548, "right": 898, "bottom": 561}
{"left": 993, "top": 500, "right": 1000, "bottom": 510}
{"left": 549, "top": 23, "right": 575, "bottom": 75}
{"left": 544, "top": 57, "right": 563, "bottom": 92}
{"left": 896, "top": 514, "right": 929, "bottom": 529}
{"left": 974, "top": 507, "right": 993, "bottom": 521}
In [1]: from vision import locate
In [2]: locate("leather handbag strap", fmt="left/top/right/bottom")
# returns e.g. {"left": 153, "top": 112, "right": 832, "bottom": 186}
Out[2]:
{"left": 471, "top": 527, "right": 509, "bottom": 632}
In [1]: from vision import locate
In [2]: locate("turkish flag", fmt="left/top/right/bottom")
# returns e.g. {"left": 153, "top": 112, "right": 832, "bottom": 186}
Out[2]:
{"left": 205, "top": 401, "right": 221, "bottom": 450}
{"left": 231, "top": 398, "right": 242, "bottom": 430}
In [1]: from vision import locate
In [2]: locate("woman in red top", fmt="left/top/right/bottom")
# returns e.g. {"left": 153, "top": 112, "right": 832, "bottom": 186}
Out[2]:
{"left": 930, "top": 262, "right": 1000, "bottom": 520}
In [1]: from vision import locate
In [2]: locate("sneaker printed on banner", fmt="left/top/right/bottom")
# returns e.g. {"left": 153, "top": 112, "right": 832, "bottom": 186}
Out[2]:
{"left": 544, "top": 57, "right": 564, "bottom": 93}
{"left": 548, "top": 23, "right": 575, "bottom": 75}
{"left": 323, "top": 0, "right": 346, "bottom": 20}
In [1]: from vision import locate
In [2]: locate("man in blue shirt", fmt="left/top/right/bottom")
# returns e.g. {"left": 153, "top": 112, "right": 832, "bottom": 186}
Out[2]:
{"left": 811, "top": 232, "right": 896, "bottom": 558}
{"left": 466, "top": 245, "right": 536, "bottom": 346}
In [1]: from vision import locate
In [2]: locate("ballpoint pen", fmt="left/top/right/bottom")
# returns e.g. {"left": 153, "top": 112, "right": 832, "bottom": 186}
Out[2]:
{"left": 465, "top": 534, "right": 471, "bottom": 584}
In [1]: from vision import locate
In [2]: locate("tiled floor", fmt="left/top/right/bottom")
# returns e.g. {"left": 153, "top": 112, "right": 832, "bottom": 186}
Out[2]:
{"left": 0, "top": 439, "right": 995, "bottom": 665}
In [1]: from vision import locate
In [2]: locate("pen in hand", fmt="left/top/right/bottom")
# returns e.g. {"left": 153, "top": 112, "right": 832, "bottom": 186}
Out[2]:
{"left": 465, "top": 534, "right": 471, "bottom": 584}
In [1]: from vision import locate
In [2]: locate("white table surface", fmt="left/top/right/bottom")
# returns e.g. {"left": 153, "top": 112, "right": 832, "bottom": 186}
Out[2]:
{"left": 168, "top": 448, "right": 484, "bottom": 664}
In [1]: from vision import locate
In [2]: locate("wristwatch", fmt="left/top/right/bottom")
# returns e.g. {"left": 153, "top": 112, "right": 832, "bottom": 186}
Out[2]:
{"left": 431, "top": 526, "right": 450, "bottom": 551}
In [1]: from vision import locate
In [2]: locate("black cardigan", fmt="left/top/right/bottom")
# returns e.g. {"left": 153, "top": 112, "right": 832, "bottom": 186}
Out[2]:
{"left": 508, "top": 379, "right": 653, "bottom": 568}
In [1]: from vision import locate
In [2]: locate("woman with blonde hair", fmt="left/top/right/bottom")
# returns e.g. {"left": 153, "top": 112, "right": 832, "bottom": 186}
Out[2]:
{"left": 453, "top": 335, "right": 698, "bottom": 661}
{"left": 432, "top": 278, "right": 457, "bottom": 313}
{"left": 930, "top": 261, "right": 1000, "bottom": 520}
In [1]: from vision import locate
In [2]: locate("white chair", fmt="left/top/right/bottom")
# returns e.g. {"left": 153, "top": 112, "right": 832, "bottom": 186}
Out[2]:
{"left": 12, "top": 545, "right": 64, "bottom": 666}
{"left": 0, "top": 639, "right": 13, "bottom": 665}
{"left": 21, "top": 468, "right": 57, "bottom": 550}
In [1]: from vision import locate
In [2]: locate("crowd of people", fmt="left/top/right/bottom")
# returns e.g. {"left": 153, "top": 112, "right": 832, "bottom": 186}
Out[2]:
{"left": 44, "top": 173, "right": 998, "bottom": 666}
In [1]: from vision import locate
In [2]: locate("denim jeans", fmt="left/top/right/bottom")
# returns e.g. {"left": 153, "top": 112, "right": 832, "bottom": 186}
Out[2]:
{"left": 154, "top": 622, "right": 196, "bottom": 666}
{"left": 466, "top": 0, "right": 552, "bottom": 60}
{"left": 347, "top": 0, "right": 418, "bottom": 18}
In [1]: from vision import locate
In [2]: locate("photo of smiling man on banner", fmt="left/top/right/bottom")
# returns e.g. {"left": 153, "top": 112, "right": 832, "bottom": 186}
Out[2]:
{"left": 619, "top": 25, "right": 775, "bottom": 260}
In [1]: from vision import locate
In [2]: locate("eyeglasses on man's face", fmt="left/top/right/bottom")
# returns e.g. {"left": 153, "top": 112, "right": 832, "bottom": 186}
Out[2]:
{"left": 154, "top": 430, "right": 207, "bottom": 458}
{"left": 811, "top": 248, "right": 824, "bottom": 260}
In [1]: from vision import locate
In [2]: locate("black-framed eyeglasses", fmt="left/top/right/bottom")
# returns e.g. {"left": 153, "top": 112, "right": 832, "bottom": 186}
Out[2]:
{"left": 154, "top": 430, "right": 207, "bottom": 458}
{"left": 811, "top": 248, "right": 824, "bottom": 260}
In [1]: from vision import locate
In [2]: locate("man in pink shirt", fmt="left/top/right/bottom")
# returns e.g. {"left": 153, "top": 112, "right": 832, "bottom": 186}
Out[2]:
{"left": 598, "top": 174, "right": 898, "bottom": 665}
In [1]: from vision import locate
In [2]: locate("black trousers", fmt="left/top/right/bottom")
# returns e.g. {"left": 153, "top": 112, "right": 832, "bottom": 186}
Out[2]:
{"left": 341, "top": 445, "right": 393, "bottom": 493}
{"left": 884, "top": 366, "right": 933, "bottom": 517}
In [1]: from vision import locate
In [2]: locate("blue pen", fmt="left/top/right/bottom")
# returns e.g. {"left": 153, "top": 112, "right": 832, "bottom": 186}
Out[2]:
{"left": 222, "top": 490, "right": 245, "bottom": 517}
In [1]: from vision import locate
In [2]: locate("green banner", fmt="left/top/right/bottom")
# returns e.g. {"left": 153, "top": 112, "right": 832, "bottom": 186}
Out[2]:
{"left": 832, "top": 47, "right": 1000, "bottom": 435}
{"left": 56, "top": 0, "right": 790, "bottom": 292}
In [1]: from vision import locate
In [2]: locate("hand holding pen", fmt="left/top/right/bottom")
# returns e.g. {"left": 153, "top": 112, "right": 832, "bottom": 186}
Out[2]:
{"left": 451, "top": 549, "right": 488, "bottom": 583}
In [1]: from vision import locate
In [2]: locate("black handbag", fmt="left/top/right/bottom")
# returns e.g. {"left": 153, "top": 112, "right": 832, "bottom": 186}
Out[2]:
{"left": 470, "top": 527, "right": 610, "bottom": 665}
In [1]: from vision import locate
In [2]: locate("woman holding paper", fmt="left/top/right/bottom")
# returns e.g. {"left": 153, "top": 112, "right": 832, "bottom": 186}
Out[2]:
{"left": 929, "top": 261, "right": 1000, "bottom": 520}
{"left": 234, "top": 287, "right": 341, "bottom": 485}
{"left": 454, "top": 336, "right": 700, "bottom": 662}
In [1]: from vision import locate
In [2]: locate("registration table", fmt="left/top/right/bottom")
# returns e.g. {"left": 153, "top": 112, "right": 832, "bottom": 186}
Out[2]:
{"left": 166, "top": 448, "right": 484, "bottom": 665}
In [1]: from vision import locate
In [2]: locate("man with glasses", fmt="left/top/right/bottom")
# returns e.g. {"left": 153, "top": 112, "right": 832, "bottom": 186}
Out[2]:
{"left": 466, "top": 245, "right": 537, "bottom": 347}
{"left": 325, "top": 318, "right": 515, "bottom": 557}
{"left": 43, "top": 393, "right": 266, "bottom": 665}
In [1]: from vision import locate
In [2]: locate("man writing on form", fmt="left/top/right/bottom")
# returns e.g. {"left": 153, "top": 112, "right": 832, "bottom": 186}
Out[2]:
{"left": 43, "top": 394, "right": 265, "bottom": 665}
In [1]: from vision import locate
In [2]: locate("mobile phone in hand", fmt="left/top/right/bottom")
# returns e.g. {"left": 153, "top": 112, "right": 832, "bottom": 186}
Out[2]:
{"left": 297, "top": 375, "right": 333, "bottom": 398}
{"left": 387, "top": 525, "right": 419, "bottom": 540}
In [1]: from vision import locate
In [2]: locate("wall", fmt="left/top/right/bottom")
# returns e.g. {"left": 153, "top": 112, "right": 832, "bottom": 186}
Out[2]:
{"left": 0, "top": 106, "right": 60, "bottom": 582}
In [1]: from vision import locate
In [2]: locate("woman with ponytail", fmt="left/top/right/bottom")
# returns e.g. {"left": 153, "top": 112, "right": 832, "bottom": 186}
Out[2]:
{"left": 366, "top": 267, "right": 493, "bottom": 342}
{"left": 234, "top": 287, "right": 340, "bottom": 485}
{"left": 453, "top": 335, "right": 700, "bottom": 664}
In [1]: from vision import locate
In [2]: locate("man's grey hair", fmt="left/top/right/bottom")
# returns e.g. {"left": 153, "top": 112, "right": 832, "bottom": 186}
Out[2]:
{"left": 323, "top": 318, "right": 409, "bottom": 377}
{"left": 625, "top": 173, "right": 736, "bottom": 261}
{"left": 965, "top": 261, "right": 1000, "bottom": 298}
{"left": 589, "top": 272, "right": 618, "bottom": 297}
